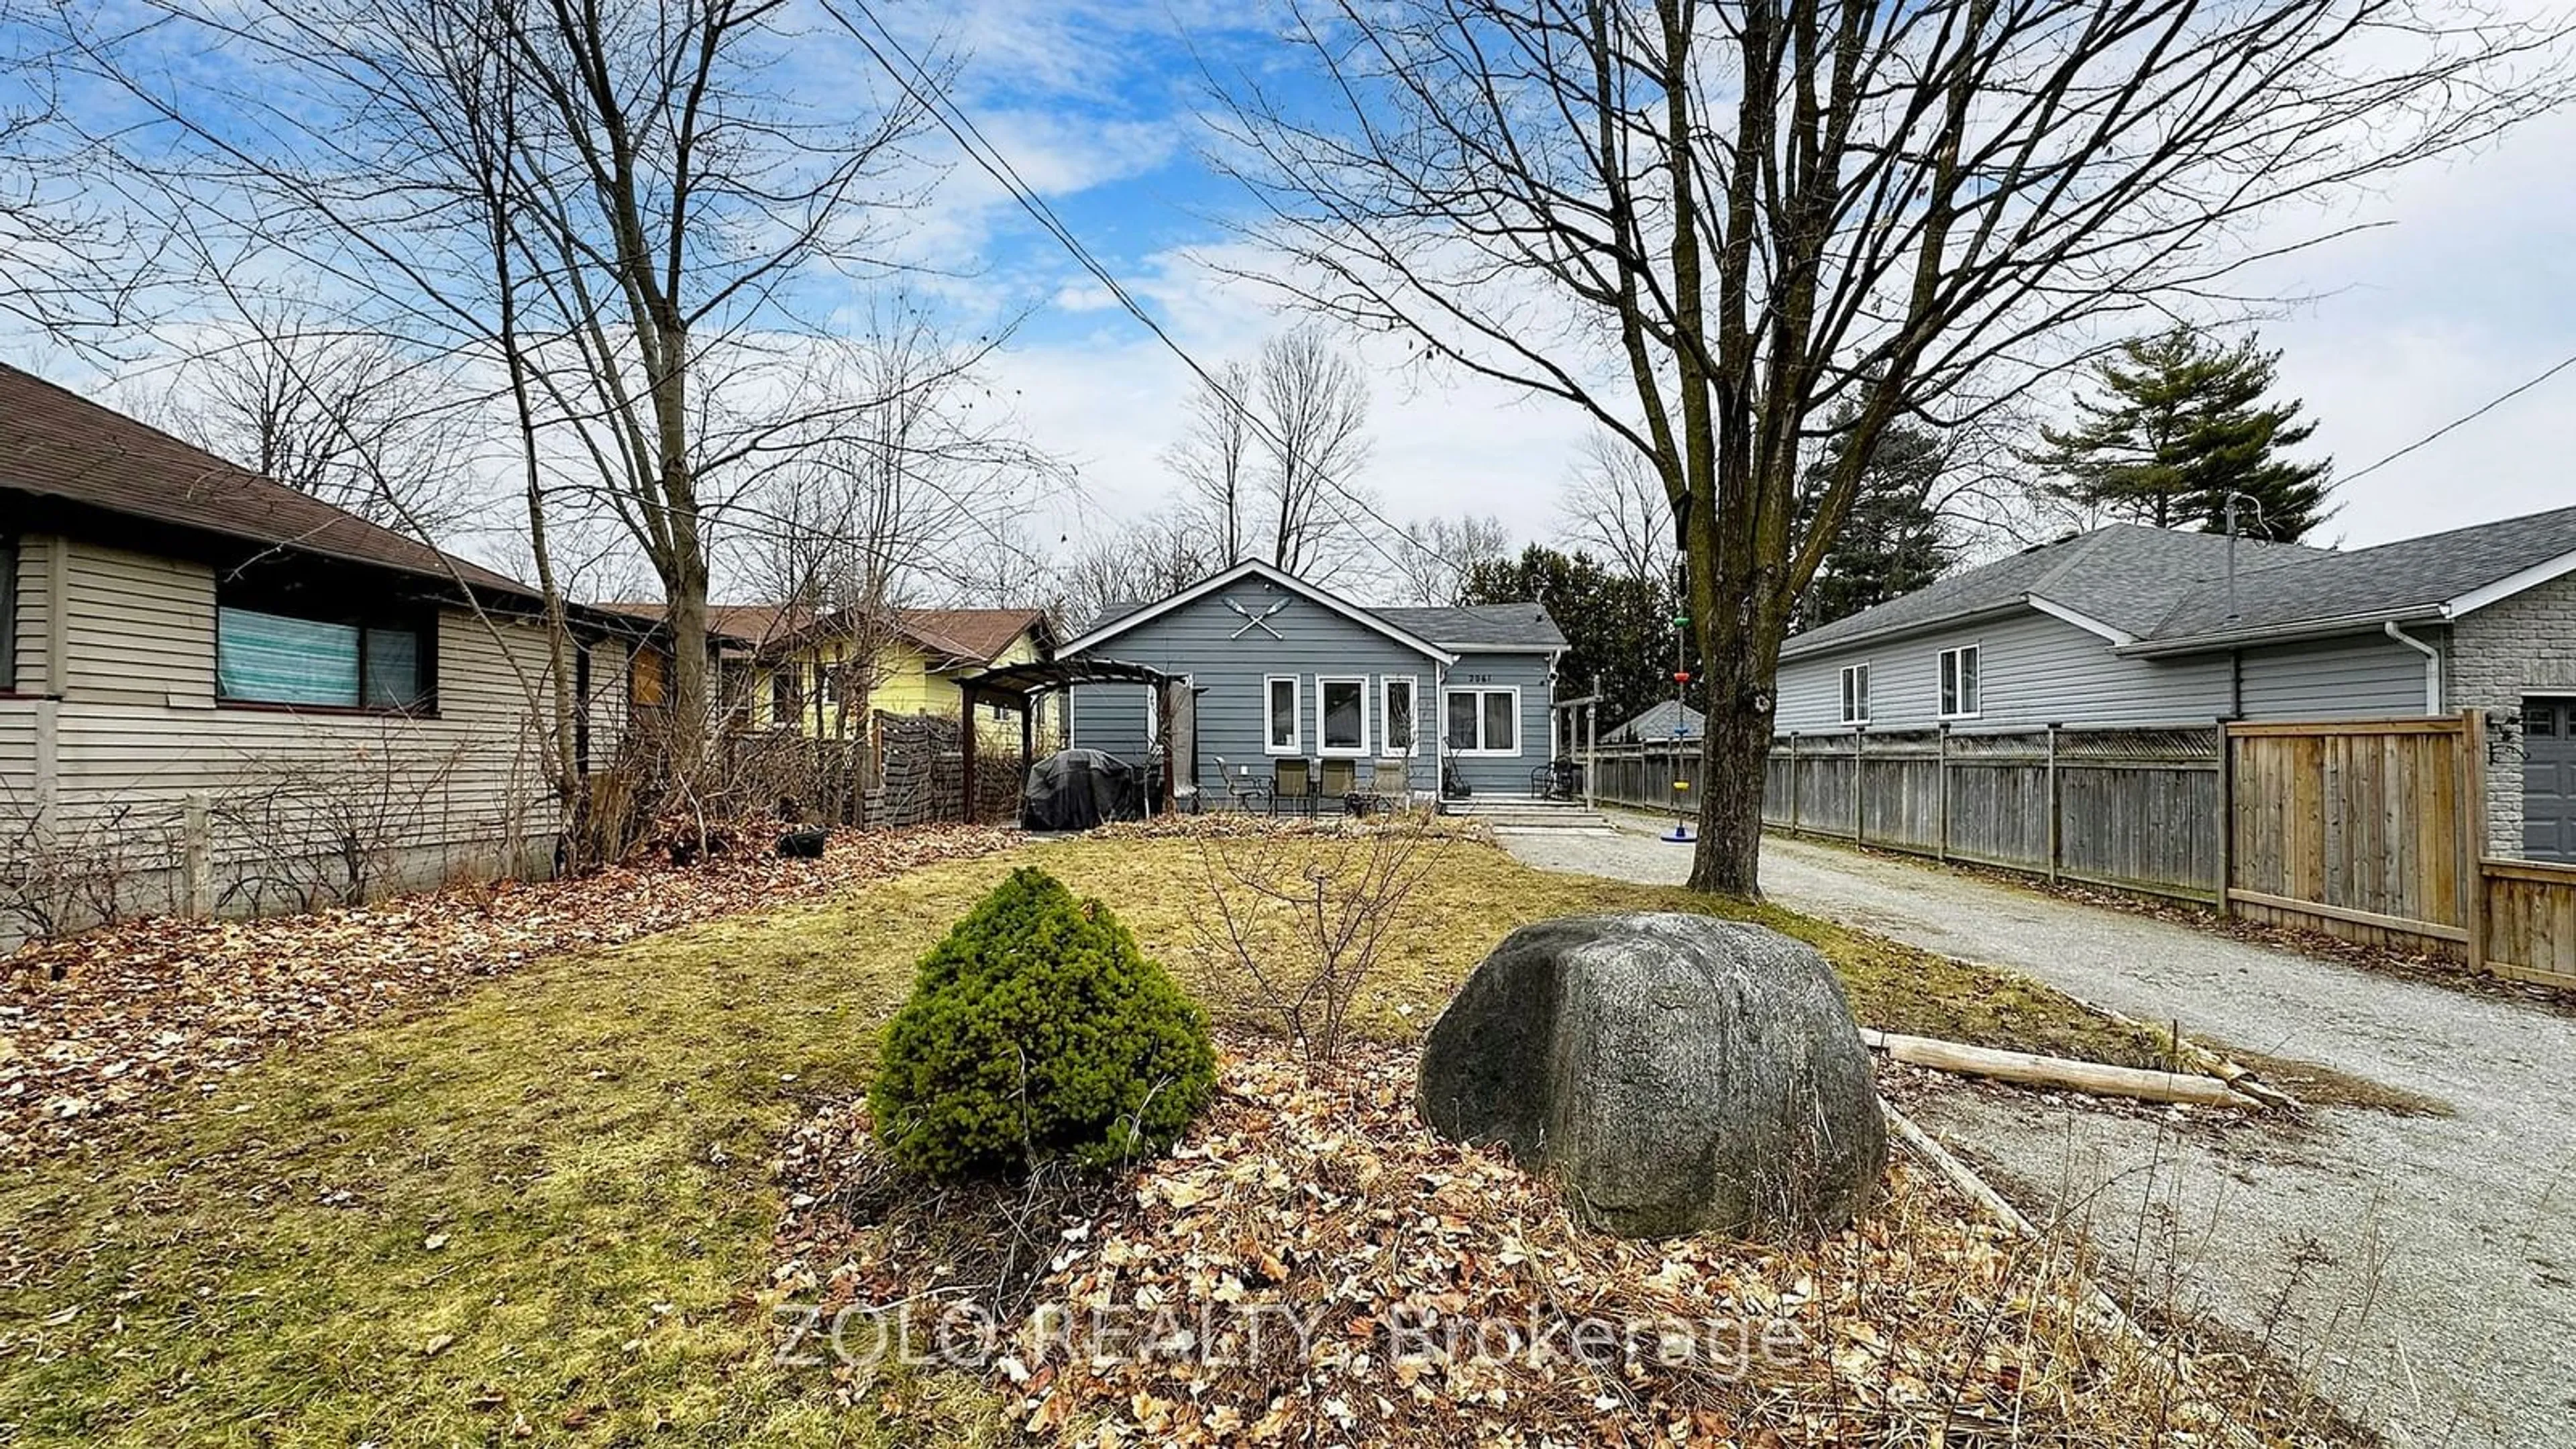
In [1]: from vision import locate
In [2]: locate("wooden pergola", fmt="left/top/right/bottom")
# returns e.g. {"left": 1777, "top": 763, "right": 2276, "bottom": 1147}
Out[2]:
{"left": 953, "top": 657, "right": 1183, "bottom": 824}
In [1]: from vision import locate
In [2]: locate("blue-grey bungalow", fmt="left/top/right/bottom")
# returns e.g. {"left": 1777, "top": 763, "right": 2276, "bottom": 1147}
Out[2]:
{"left": 1057, "top": 561, "right": 1568, "bottom": 804}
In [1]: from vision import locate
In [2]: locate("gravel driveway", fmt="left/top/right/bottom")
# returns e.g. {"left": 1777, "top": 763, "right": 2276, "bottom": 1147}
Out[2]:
{"left": 1497, "top": 818, "right": 2576, "bottom": 1449}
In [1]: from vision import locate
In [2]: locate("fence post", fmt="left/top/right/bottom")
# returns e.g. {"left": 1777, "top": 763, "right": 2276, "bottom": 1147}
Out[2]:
{"left": 182, "top": 793, "right": 211, "bottom": 917}
{"left": 2462, "top": 708, "right": 2487, "bottom": 972}
{"left": 2044, "top": 723, "right": 2060, "bottom": 883}
{"left": 1936, "top": 724, "right": 1951, "bottom": 862}
{"left": 1787, "top": 732, "right": 1800, "bottom": 832}
{"left": 1851, "top": 728, "right": 1866, "bottom": 843}
{"left": 2215, "top": 722, "right": 2235, "bottom": 918}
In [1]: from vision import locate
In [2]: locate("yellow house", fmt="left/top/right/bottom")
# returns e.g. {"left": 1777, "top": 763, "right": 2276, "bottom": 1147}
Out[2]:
{"left": 706, "top": 604, "right": 1057, "bottom": 741}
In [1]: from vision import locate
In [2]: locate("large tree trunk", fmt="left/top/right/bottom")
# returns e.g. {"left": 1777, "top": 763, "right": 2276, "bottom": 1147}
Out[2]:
{"left": 1688, "top": 690, "right": 1775, "bottom": 896}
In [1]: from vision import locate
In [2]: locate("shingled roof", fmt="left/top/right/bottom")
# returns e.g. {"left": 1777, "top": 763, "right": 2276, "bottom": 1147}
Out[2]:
{"left": 1783, "top": 506, "right": 2576, "bottom": 660}
{"left": 1782, "top": 525, "right": 2322, "bottom": 659}
{"left": 0, "top": 362, "right": 537, "bottom": 600}
{"left": 1086, "top": 590, "right": 1565, "bottom": 651}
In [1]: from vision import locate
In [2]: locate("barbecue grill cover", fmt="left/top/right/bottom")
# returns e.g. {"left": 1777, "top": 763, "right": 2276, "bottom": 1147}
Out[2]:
{"left": 1020, "top": 749, "right": 1147, "bottom": 830}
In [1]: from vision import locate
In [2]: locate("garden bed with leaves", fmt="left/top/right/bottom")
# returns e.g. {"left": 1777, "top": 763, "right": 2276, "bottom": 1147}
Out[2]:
{"left": 770, "top": 1033, "right": 2365, "bottom": 1447}
{"left": 0, "top": 824, "right": 1018, "bottom": 1167}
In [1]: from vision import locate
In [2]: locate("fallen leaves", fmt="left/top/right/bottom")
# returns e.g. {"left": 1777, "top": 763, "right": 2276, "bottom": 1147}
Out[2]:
{"left": 770, "top": 1034, "right": 2362, "bottom": 1447}
{"left": 0, "top": 824, "right": 1017, "bottom": 1168}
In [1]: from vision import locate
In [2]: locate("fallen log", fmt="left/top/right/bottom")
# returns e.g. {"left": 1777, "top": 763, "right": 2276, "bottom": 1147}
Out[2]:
{"left": 1861, "top": 1028, "right": 2260, "bottom": 1109}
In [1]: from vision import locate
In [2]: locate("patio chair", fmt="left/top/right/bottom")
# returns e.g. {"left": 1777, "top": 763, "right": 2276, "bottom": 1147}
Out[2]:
{"left": 1371, "top": 757, "right": 1409, "bottom": 801}
{"left": 1271, "top": 757, "right": 1313, "bottom": 815}
{"left": 1319, "top": 757, "right": 1358, "bottom": 806}
{"left": 1212, "top": 755, "right": 1270, "bottom": 812}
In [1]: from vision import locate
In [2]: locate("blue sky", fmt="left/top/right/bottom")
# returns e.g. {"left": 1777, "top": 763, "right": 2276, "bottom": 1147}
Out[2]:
{"left": 8, "top": 0, "right": 2575, "bottom": 570}
{"left": 892, "top": 0, "right": 2576, "bottom": 558}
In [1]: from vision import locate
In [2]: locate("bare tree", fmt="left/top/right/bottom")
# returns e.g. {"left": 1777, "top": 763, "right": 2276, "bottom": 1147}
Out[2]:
{"left": 1392, "top": 513, "right": 1511, "bottom": 606}
{"left": 151, "top": 308, "right": 478, "bottom": 537}
{"left": 58, "top": 0, "right": 944, "bottom": 828}
{"left": 1049, "top": 513, "right": 1215, "bottom": 634}
{"left": 1163, "top": 358, "right": 1259, "bottom": 566}
{"left": 1558, "top": 429, "right": 1676, "bottom": 588}
{"left": 1217, "top": 0, "right": 2573, "bottom": 895}
{"left": 0, "top": 0, "right": 150, "bottom": 341}
{"left": 1254, "top": 326, "right": 1373, "bottom": 580}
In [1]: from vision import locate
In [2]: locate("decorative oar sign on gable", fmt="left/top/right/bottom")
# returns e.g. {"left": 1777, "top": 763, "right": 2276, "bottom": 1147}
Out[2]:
{"left": 1223, "top": 596, "right": 1289, "bottom": 641}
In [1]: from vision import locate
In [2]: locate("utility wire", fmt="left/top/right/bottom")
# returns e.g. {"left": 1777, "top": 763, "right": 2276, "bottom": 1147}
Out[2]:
{"left": 828, "top": 0, "right": 1442, "bottom": 578}
{"left": 2339, "top": 348, "right": 2576, "bottom": 486}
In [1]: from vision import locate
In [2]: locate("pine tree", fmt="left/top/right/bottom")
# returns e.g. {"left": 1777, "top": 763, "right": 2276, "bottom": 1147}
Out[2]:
{"left": 1793, "top": 416, "right": 1956, "bottom": 631}
{"left": 2030, "top": 326, "right": 2336, "bottom": 542}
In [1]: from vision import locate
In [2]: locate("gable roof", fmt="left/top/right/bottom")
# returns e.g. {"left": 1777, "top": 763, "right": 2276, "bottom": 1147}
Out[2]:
{"left": 0, "top": 362, "right": 537, "bottom": 601}
{"left": 1782, "top": 505, "right": 2576, "bottom": 663}
{"left": 1781, "top": 523, "right": 2324, "bottom": 659}
{"left": 1608, "top": 700, "right": 1704, "bottom": 743}
{"left": 899, "top": 607, "right": 1051, "bottom": 664}
{"left": 1084, "top": 588, "right": 1565, "bottom": 654}
{"left": 1062, "top": 559, "right": 1463, "bottom": 663}
{"left": 2128, "top": 502, "right": 2576, "bottom": 651}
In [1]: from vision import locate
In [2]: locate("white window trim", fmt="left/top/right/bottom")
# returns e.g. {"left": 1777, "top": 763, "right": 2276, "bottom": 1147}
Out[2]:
{"left": 1316, "top": 674, "right": 1371, "bottom": 757}
{"left": 1839, "top": 663, "right": 1872, "bottom": 726}
{"left": 1937, "top": 645, "right": 1982, "bottom": 720}
{"left": 1444, "top": 684, "right": 1523, "bottom": 757}
{"left": 1263, "top": 674, "right": 1302, "bottom": 755}
{"left": 1379, "top": 674, "right": 1419, "bottom": 757}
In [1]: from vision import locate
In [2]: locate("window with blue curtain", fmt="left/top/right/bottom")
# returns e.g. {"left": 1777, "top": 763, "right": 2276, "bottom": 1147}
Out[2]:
{"left": 217, "top": 606, "right": 426, "bottom": 708}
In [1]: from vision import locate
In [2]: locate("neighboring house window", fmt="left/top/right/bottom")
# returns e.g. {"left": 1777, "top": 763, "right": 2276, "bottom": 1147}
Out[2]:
{"left": 1381, "top": 676, "right": 1417, "bottom": 756}
{"left": 216, "top": 603, "right": 431, "bottom": 710}
{"left": 1444, "top": 686, "right": 1519, "bottom": 755}
{"left": 1938, "top": 645, "right": 1981, "bottom": 718}
{"left": 1265, "top": 675, "right": 1301, "bottom": 754}
{"left": 771, "top": 663, "right": 804, "bottom": 724}
{"left": 1318, "top": 676, "right": 1368, "bottom": 755}
{"left": 629, "top": 646, "right": 668, "bottom": 707}
{"left": 1839, "top": 663, "right": 1871, "bottom": 725}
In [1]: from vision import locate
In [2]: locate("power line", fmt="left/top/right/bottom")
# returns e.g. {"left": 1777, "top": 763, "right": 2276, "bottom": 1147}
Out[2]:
{"left": 827, "top": 0, "right": 1442, "bottom": 579}
{"left": 2339, "top": 349, "right": 2576, "bottom": 486}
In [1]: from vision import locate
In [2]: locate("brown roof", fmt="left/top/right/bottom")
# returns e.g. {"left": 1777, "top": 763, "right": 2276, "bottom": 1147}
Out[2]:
{"left": 0, "top": 362, "right": 536, "bottom": 599}
{"left": 897, "top": 608, "right": 1050, "bottom": 664}
{"left": 606, "top": 600, "right": 1049, "bottom": 663}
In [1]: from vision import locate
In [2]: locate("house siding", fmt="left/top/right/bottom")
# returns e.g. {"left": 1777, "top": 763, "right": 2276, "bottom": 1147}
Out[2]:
{"left": 2235, "top": 630, "right": 2442, "bottom": 720}
{"left": 1064, "top": 578, "right": 1558, "bottom": 800}
{"left": 1778, "top": 607, "right": 2445, "bottom": 736}
{"left": 1777, "top": 610, "right": 2231, "bottom": 732}
{"left": 2450, "top": 570, "right": 2576, "bottom": 855}
{"left": 1, "top": 536, "right": 597, "bottom": 936}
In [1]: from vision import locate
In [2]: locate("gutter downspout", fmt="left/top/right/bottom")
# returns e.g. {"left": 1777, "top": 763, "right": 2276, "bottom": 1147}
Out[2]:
{"left": 2385, "top": 619, "right": 2441, "bottom": 715}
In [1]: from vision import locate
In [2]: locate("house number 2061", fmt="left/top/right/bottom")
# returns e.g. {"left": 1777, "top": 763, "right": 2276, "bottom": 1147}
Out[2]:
{"left": 1458, "top": 673, "right": 1493, "bottom": 683}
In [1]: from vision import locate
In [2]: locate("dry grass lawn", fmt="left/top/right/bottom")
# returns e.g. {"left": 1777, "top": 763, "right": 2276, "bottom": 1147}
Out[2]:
{"left": 0, "top": 829, "right": 2179, "bottom": 1445}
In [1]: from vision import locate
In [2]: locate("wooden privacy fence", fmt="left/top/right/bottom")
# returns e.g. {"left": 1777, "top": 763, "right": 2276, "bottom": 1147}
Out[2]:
{"left": 1588, "top": 710, "right": 2576, "bottom": 990}
{"left": 1593, "top": 724, "right": 2224, "bottom": 902}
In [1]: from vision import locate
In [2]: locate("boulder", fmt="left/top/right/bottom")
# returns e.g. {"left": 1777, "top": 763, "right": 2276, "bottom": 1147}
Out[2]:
{"left": 1418, "top": 913, "right": 1886, "bottom": 1240}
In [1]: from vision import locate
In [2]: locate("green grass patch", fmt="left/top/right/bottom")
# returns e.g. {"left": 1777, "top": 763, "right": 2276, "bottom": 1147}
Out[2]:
{"left": 0, "top": 834, "right": 2162, "bottom": 1445}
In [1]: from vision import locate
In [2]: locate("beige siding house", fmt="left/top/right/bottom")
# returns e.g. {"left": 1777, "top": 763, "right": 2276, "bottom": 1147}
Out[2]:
{"left": 1, "top": 364, "right": 643, "bottom": 938}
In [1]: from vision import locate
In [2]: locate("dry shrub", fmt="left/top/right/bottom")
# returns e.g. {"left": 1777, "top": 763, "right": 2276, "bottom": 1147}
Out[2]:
{"left": 1187, "top": 808, "right": 1455, "bottom": 1065}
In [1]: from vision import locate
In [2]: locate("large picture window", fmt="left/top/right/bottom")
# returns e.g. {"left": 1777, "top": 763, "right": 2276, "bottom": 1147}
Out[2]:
{"left": 1839, "top": 663, "right": 1872, "bottom": 726}
{"left": 1317, "top": 676, "right": 1368, "bottom": 755}
{"left": 1938, "top": 645, "right": 1981, "bottom": 719}
{"left": 1444, "top": 686, "right": 1519, "bottom": 755}
{"left": 1265, "top": 674, "right": 1301, "bottom": 754}
{"left": 217, "top": 604, "right": 430, "bottom": 710}
{"left": 1380, "top": 676, "right": 1416, "bottom": 755}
